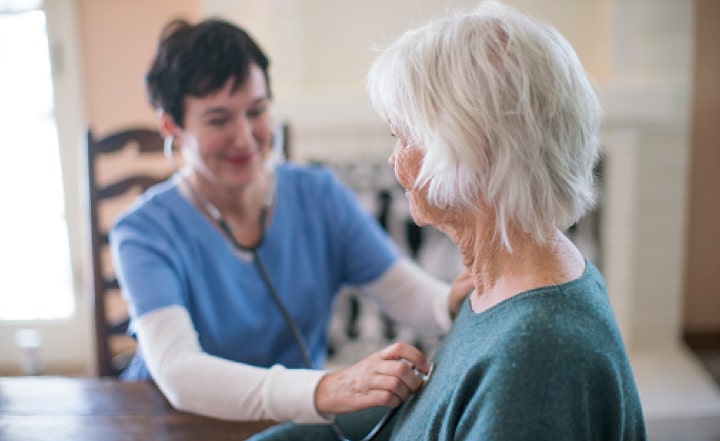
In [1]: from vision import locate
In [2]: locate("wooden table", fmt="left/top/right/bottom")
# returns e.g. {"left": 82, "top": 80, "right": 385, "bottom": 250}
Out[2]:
{"left": 0, "top": 376, "right": 275, "bottom": 440}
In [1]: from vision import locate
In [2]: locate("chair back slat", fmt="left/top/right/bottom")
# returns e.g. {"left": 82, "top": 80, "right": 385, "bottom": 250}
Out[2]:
{"left": 87, "top": 127, "right": 167, "bottom": 377}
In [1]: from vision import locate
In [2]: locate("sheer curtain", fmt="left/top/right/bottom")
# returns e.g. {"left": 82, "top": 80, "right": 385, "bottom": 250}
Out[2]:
{"left": 0, "top": 5, "right": 74, "bottom": 320}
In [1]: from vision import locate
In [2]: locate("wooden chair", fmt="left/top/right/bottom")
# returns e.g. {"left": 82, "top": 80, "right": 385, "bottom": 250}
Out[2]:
{"left": 87, "top": 127, "right": 169, "bottom": 377}
{"left": 87, "top": 123, "right": 292, "bottom": 377}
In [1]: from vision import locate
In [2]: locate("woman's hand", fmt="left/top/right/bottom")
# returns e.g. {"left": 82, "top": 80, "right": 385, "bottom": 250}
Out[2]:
{"left": 449, "top": 270, "right": 474, "bottom": 318}
{"left": 314, "top": 342, "right": 430, "bottom": 415}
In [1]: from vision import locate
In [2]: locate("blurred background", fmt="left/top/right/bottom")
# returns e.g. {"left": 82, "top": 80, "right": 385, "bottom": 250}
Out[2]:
{"left": 0, "top": 0, "right": 718, "bottom": 438}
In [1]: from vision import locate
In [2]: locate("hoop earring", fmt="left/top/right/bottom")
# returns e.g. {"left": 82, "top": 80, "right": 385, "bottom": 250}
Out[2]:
{"left": 163, "top": 135, "right": 179, "bottom": 172}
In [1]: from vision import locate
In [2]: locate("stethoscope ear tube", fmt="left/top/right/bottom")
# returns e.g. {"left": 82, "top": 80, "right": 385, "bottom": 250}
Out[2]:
{"left": 164, "top": 135, "right": 179, "bottom": 173}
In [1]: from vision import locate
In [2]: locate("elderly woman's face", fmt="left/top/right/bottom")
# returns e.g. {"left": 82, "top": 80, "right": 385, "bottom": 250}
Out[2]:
{"left": 177, "top": 64, "right": 273, "bottom": 189}
{"left": 389, "top": 134, "right": 436, "bottom": 226}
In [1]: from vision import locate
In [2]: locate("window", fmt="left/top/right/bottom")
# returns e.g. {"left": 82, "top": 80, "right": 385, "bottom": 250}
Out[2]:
{"left": 0, "top": 4, "right": 75, "bottom": 320}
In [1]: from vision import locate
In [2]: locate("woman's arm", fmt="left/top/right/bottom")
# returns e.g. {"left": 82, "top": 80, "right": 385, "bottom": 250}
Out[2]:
{"left": 134, "top": 305, "right": 328, "bottom": 423}
{"left": 137, "top": 305, "right": 431, "bottom": 421}
{"left": 359, "top": 258, "right": 472, "bottom": 335}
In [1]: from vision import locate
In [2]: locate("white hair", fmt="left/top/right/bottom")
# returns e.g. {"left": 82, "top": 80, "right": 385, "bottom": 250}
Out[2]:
{"left": 367, "top": 0, "right": 602, "bottom": 250}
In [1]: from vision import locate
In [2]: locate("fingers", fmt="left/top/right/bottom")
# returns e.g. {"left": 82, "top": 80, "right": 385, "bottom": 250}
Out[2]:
{"left": 372, "top": 362, "right": 420, "bottom": 404}
{"left": 363, "top": 387, "right": 403, "bottom": 409}
{"left": 313, "top": 342, "right": 431, "bottom": 415}
{"left": 361, "top": 362, "right": 420, "bottom": 408}
{"left": 373, "top": 343, "right": 429, "bottom": 404}
{"left": 379, "top": 342, "right": 430, "bottom": 375}
{"left": 314, "top": 362, "right": 409, "bottom": 414}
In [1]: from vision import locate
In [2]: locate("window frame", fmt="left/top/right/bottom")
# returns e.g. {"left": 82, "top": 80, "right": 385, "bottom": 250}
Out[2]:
{"left": 0, "top": 0, "right": 93, "bottom": 376}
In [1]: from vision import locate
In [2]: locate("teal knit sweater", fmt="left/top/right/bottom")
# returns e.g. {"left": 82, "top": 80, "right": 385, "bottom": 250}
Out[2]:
{"left": 391, "top": 261, "right": 646, "bottom": 440}
{"left": 249, "top": 261, "right": 646, "bottom": 441}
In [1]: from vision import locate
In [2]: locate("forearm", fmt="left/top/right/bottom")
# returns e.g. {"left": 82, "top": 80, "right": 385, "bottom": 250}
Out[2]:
{"left": 359, "top": 258, "right": 452, "bottom": 335}
{"left": 135, "top": 305, "right": 329, "bottom": 423}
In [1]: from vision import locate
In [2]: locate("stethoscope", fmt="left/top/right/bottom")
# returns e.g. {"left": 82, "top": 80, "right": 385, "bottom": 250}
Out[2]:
{"left": 166, "top": 135, "right": 398, "bottom": 441}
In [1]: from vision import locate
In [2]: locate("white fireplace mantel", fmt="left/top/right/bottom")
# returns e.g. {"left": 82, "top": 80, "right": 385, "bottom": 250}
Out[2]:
{"left": 600, "top": 81, "right": 720, "bottom": 424}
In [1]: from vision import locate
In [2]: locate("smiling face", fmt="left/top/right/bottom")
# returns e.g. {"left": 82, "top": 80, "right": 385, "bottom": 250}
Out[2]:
{"left": 168, "top": 64, "right": 273, "bottom": 192}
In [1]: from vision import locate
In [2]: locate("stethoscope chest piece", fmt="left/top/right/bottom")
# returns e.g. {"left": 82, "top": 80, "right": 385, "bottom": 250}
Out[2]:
{"left": 413, "top": 362, "right": 434, "bottom": 385}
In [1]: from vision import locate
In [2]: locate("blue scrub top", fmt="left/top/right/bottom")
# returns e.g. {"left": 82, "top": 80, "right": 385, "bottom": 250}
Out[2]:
{"left": 110, "top": 163, "right": 399, "bottom": 380}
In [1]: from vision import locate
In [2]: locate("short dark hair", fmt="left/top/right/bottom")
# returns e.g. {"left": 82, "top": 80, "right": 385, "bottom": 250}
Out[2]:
{"left": 145, "top": 18, "right": 271, "bottom": 127}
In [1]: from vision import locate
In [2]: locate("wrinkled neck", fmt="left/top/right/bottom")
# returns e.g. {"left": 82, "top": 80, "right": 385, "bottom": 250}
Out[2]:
{"left": 438, "top": 212, "right": 584, "bottom": 313}
{"left": 447, "top": 217, "right": 506, "bottom": 295}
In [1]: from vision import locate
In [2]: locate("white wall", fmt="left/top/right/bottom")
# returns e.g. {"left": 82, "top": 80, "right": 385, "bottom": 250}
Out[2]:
{"left": 203, "top": 0, "right": 611, "bottom": 162}
{"left": 602, "top": 0, "right": 694, "bottom": 352}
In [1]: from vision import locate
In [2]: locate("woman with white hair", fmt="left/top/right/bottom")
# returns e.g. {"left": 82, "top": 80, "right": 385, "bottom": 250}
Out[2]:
{"left": 250, "top": 1, "right": 646, "bottom": 439}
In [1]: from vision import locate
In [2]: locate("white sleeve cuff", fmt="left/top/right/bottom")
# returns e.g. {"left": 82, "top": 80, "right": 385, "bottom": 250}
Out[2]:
{"left": 135, "top": 305, "right": 331, "bottom": 423}
{"left": 264, "top": 365, "right": 332, "bottom": 423}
